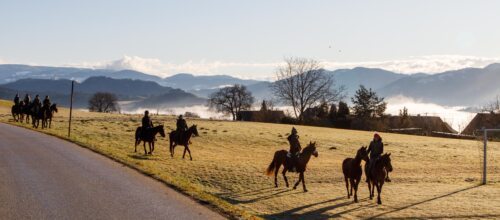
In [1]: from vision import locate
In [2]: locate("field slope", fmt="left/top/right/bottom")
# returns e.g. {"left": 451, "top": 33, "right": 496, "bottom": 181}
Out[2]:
{"left": 1, "top": 99, "right": 499, "bottom": 219}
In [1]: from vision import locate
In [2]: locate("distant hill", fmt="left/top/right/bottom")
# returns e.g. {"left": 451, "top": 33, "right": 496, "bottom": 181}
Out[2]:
{"left": 0, "top": 64, "right": 162, "bottom": 84}
{"left": 162, "top": 73, "right": 261, "bottom": 90}
{"left": 378, "top": 64, "right": 500, "bottom": 106}
{"left": 2, "top": 63, "right": 500, "bottom": 107}
{"left": 328, "top": 67, "right": 406, "bottom": 98}
{"left": 0, "top": 77, "right": 205, "bottom": 109}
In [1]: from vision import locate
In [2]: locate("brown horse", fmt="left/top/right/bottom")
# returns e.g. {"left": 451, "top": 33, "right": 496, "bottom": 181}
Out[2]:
{"left": 342, "top": 146, "right": 368, "bottom": 203}
{"left": 41, "top": 104, "right": 58, "bottom": 129}
{"left": 169, "top": 125, "right": 199, "bottom": 160}
{"left": 366, "top": 153, "right": 393, "bottom": 204}
{"left": 266, "top": 142, "right": 319, "bottom": 192}
{"left": 135, "top": 125, "right": 166, "bottom": 155}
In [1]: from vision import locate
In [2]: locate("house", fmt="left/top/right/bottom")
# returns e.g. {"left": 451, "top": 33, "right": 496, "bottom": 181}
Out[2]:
{"left": 461, "top": 113, "right": 500, "bottom": 135}
{"left": 237, "top": 110, "right": 285, "bottom": 123}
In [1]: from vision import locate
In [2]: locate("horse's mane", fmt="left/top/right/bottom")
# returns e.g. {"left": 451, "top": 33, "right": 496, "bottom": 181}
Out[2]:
{"left": 302, "top": 143, "right": 316, "bottom": 154}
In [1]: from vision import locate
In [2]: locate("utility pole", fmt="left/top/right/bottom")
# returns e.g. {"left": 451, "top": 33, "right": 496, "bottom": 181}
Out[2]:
{"left": 68, "top": 81, "right": 74, "bottom": 137}
{"left": 483, "top": 128, "right": 487, "bottom": 185}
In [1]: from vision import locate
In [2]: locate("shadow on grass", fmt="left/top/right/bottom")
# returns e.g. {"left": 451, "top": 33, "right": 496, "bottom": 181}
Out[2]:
{"left": 128, "top": 154, "right": 153, "bottom": 160}
{"left": 263, "top": 196, "right": 375, "bottom": 219}
{"left": 225, "top": 189, "right": 303, "bottom": 204}
{"left": 368, "top": 184, "right": 483, "bottom": 219}
{"left": 216, "top": 186, "right": 277, "bottom": 198}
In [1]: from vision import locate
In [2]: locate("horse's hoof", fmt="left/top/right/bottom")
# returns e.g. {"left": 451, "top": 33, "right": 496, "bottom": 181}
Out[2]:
{"left": 190, "top": 158, "right": 193, "bottom": 161}
{"left": 303, "top": 189, "right": 308, "bottom": 192}
{"left": 377, "top": 200, "right": 382, "bottom": 205}
{"left": 275, "top": 185, "right": 278, "bottom": 188}
{"left": 292, "top": 186, "right": 296, "bottom": 190}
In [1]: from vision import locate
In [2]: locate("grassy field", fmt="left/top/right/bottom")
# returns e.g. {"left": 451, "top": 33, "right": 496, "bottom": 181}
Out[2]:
{"left": 1, "top": 99, "right": 499, "bottom": 219}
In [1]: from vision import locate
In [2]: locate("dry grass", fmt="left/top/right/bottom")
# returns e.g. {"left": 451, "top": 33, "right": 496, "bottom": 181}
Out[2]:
{"left": 1, "top": 99, "right": 499, "bottom": 219}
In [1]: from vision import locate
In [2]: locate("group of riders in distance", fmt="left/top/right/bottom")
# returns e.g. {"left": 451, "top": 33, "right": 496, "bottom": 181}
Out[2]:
{"left": 266, "top": 128, "right": 393, "bottom": 204}
{"left": 11, "top": 95, "right": 393, "bottom": 204}
{"left": 11, "top": 93, "right": 58, "bottom": 129}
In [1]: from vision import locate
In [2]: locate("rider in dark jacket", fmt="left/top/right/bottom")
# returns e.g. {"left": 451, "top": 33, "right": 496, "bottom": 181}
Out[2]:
{"left": 176, "top": 115, "right": 188, "bottom": 141}
{"left": 13, "top": 94, "right": 20, "bottom": 106}
{"left": 42, "top": 96, "right": 51, "bottom": 110}
{"left": 24, "top": 94, "right": 31, "bottom": 105}
{"left": 32, "top": 95, "right": 41, "bottom": 111}
{"left": 367, "top": 133, "right": 391, "bottom": 182}
{"left": 142, "top": 110, "right": 153, "bottom": 129}
{"left": 287, "top": 127, "right": 302, "bottom": 172}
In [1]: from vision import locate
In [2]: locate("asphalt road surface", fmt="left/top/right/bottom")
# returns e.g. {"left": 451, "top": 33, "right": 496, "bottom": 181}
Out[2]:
{"left": 0, "top": 123, "right": 224, "bottom": 220}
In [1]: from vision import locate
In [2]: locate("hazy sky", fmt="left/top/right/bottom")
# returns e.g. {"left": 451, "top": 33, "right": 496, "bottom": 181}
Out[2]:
{"left": 1, "top": 0, "right": 499, "bottom": 79}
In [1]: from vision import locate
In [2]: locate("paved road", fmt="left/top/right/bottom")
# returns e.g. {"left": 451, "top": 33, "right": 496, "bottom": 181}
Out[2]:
{"left": 0, "top": 123, "right": 224, "bottom": 220}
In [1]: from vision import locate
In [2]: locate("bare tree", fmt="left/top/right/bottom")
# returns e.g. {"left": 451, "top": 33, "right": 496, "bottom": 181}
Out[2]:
{"left": 271, "top": 57, "right": 345, "bottom": 122}
{"left": 482, "top": 95, "right": 500, "bottom": 113}
{"left": 88, "top": 92, "right": 119, "bottom": 113}
{"left": 208, "top": 84, "right": 254, "bottom": 120}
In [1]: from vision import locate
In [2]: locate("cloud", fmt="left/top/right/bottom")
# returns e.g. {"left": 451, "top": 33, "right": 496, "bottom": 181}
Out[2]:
{"left": 385, "top": 95, "right": 476, "bottom": 132}
{"left": 322, "top": 55, "right": 500, "bottom": 74}
{"left": 66, "top": 54, "right": 500, "bottom": 80}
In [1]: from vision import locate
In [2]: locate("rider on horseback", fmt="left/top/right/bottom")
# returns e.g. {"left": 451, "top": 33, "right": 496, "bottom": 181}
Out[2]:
{"left": 142, "top": 110, "right": 153, "bottom": 128}
{"left": 32, "top": 95, "right": 41, "bottom": 111}
{"left": 24, "top": 94, "right": 31, "bottom": 105}
{"left": 176, "top": 115, "right": 188, "bottom": 141}
{"left": 366, "top": 133, "right": 391, "bottom": 182}
{"left": 43, "top": 96, "right": 51, "bottom": 111}
{"left": 287, "top": 127, "right": 302, "bottom": 172}
{"left": 13, "top": 94, "right": 20, "bottom": 106}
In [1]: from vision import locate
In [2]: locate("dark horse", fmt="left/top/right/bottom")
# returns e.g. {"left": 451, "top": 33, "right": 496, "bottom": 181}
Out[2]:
{"left": 342, "top": 146, "right": 368, "bottom": 203}
{"left": 11, "top": 102, "right": 23, "bottom": 122}
{"left": 266, "top": 142, "right": 319, "bottom": 192}
{"left": 135, "top": 125, "right": 166, "bottom": 155}
{"left": 169, "top": 125, "right": 199, "bottom": 160}
{"left": 365, "top": 153, "right": 393, "bottom": 204}
{"left": 31, "top": 105, "right": 43, "bottom": 128}
{"left": 41, "top": 104, "right": 58, "bottom": 129}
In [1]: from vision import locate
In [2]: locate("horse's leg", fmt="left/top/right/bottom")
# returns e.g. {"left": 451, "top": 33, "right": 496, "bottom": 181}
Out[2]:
{"left": 134, "top": 139, "right": 138, "bottom": 152}
{"left": 143, "top": 142, "right": 147, "bottom": 155}
{"left": 349, "top": 178, "right": 355, "bottom": 199}
{"left": 368, "top": 179, "right": 373, "bottom": 200}
{"left": 282, "top": 168, "right": 289, "bottom": 188}
{"left": 274, "top": 164, "right": 280, "bottom": 188}
{"left": 148, "top": 142, "right": 152, "bottom": 155}
{"left": 300, "top": 172, "right": 307, "bottom": 192}
{"left": 354, "top": 178, "right": 360, "bottom": 203}
{"left": 186, "top": 145, "right": 192, "bottom": 161}
{"left": 182, "top": 145, "right": 187, "bottom": 159}
{"left": 344, "top": 176, "right": 350, "bottom": 198}
{"left": 293, "top": 174, "right": 302, "bottom": 189}
{"left": 377, "top": 182, "right": 383, "bottom": 205}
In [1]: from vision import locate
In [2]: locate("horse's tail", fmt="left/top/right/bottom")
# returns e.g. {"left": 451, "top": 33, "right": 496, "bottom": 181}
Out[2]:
{"left": 266, "top": 151, "right": 279, "bottom": 176}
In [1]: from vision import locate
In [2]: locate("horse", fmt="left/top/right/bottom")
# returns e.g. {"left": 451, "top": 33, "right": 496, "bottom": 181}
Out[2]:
{"left": 22, "top": 103, "right": 32, "bottom": 124}
{"left": 342, "top": 146, "right": 368, "bottom": 203}
{"left": 11, "top": 102, "right": 23, "bottom": 122}
{"left": 366, "top": 153, "right": 393, "bottom": 204}
{"left": 41, "top": 104, "right": 58, "bottom": 128}
{"left": 266, "top": 141, "right": 319, "bottom": 192}
{"left": 30, "top": 105, "right": 43, "bottom": 128}
{"left": 169, "top": 125, "right": 199, "bottom": 160}
{"left": 134, "top": 125, "right": 166, "bottom": 155}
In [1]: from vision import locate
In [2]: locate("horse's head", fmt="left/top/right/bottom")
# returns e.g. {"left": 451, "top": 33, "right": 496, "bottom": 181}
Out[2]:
{"left": 356, "top": 146, "right": 368, "bottom": 161}
{"left": 190, "top": 124, "right": 199, "bottom": 137}
{"left": 51, "top": 104, "right": 58, "bottom": 113}
{"left": 158, "top": 125, "right": 166, "bottom": 137}
{"left": 381, "top": 153, "right": 393, "bottom": 172}
{"left": 304, "top": 141, "right": 318, "bottom": 157}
